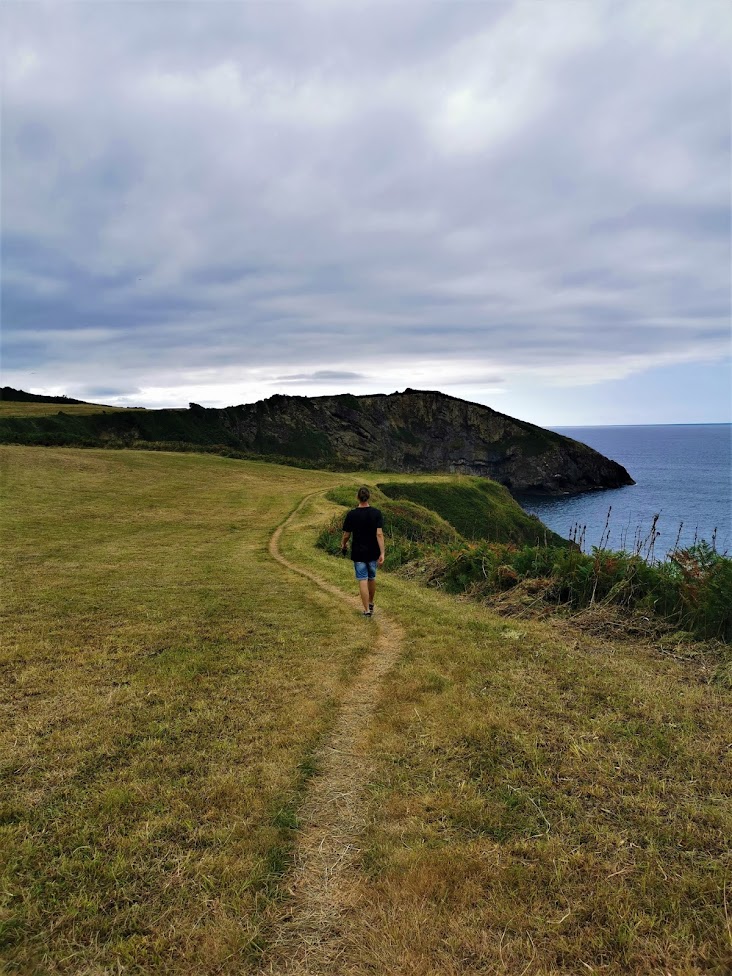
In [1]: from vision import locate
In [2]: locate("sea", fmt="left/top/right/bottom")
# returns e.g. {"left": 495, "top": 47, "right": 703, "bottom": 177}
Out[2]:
{"left": 519, "top": 425, "right": 731, "bottom": 558}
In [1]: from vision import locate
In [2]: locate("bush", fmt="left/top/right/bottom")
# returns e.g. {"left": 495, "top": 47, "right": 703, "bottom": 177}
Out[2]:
{"left": 669, "top": 543, "right": 732, "bottom": 641}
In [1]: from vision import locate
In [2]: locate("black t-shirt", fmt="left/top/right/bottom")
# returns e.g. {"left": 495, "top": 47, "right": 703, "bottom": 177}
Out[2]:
{"left": 343, "top": 506, "right": 383, "bottom": 562}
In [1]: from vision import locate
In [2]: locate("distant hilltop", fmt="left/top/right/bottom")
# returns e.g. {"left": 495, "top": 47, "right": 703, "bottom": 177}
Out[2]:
{"left": 0, "top": 387, "right": 634, "bottom": 496}
{"left": 0, "top": 386, "right": 90, "bottom": 404}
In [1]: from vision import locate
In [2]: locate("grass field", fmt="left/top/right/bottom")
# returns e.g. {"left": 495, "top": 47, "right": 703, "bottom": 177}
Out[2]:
{"left": 0, "top": 402, "right": 145, "bottom": 418}
{"left": 2, "top": 446, "right": 730, "bottom": 975}
{"left": 1, "top": 447, "right": 356, "bottom": 973}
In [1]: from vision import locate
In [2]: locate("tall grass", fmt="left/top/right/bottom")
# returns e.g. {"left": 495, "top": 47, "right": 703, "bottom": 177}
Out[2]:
{"left": 428, "top": 539, "right": 730, "bottom": 641}
{"left": 319, "top": 492, "right": 732, "bottom": 643}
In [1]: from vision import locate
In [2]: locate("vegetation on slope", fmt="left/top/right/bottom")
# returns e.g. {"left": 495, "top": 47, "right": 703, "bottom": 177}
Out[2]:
{"left": 414, "top": 539, "right": 732, "bottom": 646}
{"left": 291, "top": 492, "right": 732, "bottom": 975}
{"left": 320, "top": 481, "right": 732, "bottom": 644}
{"left": 318, "top": 483, "right": 461, "bottom": 570}
{"left": 378, "top": 476, "right": 570, "bottom": 546}
{"left": 0, "top": 404, "right": 339, "bottom": 465}
{"left": 0, "top": 405, "right": 234, "bottom": 447}
{"left": 320, "top": 478, "right": 572, "bottom": 557}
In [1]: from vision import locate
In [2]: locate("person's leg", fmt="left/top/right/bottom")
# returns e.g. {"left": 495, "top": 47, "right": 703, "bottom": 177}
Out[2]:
{"left": 354, "top": 563, "right": 371, "bottom": 613}
{"left": 368, "top": 562, "right": 377, "bottom": 611}
{"left": 359, "top": 579, "right": 370, "bottom": 611}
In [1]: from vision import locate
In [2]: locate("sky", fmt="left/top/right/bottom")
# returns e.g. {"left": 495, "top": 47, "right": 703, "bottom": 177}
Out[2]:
{"left": 2, "top": 0, "right": 730, "bottom": 426}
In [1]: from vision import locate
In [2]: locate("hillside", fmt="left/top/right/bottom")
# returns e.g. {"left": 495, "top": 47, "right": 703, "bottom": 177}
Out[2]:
{"left": 377, "top": 476, "right": 570, "bottom": 545}
{"left": 0, "top": 388, "right": 144, "bottom": 418}
{"left": 2, "top": 445, "right": 728, "bottom": 975}
{"left": 0, "top": 386, "right": 90, "bottom": 404}
{"left": 319, "top": 479, "right": 572, "bottom": 555}
{"left": 0, "top": 387, "right": 634, "bottom": 495}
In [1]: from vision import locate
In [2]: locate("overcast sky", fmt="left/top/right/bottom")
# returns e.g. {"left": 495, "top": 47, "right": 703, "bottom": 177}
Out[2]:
{"left": 2, "top": 0, "right": 730, "bottom": 425}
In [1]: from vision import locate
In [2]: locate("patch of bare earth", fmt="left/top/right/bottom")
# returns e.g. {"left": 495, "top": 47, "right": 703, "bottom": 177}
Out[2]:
{"left": 263, "top": 495, "right": 403, "bottom": 975}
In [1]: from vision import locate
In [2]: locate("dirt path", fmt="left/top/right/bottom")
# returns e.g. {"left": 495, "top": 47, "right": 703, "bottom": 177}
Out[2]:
{"left": 263, "top": 493, "right": 404, "bottom": 975}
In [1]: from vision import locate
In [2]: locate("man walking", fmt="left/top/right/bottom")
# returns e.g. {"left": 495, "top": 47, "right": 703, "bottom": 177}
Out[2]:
{"left": 341, "top": 486, "right": 385, "bottom": 617}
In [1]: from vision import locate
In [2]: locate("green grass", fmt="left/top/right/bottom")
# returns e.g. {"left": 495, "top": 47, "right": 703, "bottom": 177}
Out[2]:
{"left": 286, "top": 494, "right": 732, "bottom": 976}
{"left": 378, "top": 476, "right": 570, "bottom": 546}
{"left": 0, "top": 404, "right": 235, "bottom": 449}
{"left": 0, "top": 401, "right": 145, "bottom": 417}
{"left": 0, "top": 447, "right": 361, "bottom": 973}
{"left": 318, "top": 483, "right": 460, "bottom": 568}
{"left": 2, "top": 448, "right": 730, "bottom": 975}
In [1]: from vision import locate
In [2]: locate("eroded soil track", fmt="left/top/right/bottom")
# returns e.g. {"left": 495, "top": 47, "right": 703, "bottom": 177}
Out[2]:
{"left": 264, "top": 494, "right": 404, "bottom": 974}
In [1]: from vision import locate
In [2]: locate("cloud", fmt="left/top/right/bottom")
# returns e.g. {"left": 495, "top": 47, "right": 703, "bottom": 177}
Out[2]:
{"left": 276, "top": 370, "right": 368, "bottom": 384}
{"left": 77, "top": 385, "right": 141, "bottom": 399}
{"left": 1, "top": 0, "right": 730, "bottom": 416}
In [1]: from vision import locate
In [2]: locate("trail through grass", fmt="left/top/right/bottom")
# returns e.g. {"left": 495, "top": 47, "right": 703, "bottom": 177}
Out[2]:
{"left": 2, "top": 447, "right": 730, "bottom": 975}
{"left": 279, "top": 493, "right": 732, "bottom": 976}
{"left": 263, "top": 493, "right": 404, "bottom": 974}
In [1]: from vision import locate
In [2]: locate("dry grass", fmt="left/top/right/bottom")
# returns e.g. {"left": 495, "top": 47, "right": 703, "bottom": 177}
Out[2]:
{"left": 287, "top": 497, "right": 732, "bottom": 975}
{"left": 3, "top": 450, "right": 730, "bottom": 975}
{"left": 0, "top": 402, "right": 142, "bottom": 418}
{"left": 263, "top": 493, "right": 405, "bottom": 974}
{"left": 0, "top": 447, "right": 361, "bottom": 974}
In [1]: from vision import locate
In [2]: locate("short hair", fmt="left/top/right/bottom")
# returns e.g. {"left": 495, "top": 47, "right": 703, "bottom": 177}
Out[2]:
{"left": 357, "top": 486, "right": 370, "bottom": 502}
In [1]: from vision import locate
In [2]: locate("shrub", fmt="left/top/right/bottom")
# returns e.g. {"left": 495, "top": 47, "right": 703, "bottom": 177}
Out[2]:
{"left": 669, "top": 543, "right": 732, "bottom": 641}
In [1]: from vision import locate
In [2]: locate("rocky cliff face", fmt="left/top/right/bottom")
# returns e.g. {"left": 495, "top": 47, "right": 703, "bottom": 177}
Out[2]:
{"left": 220, "top": 388, "right": 634, "bottom": 495}
{"left": 0, "top": 387, "right": 634, "bottom": 495}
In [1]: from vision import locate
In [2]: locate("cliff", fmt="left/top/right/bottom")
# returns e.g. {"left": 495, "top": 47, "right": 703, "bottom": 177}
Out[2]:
{"left": 0, "top": 388, "right": 634, "bottom": 496}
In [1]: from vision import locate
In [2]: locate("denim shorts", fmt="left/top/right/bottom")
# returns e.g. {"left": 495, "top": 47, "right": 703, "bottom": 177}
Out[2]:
{"left": 354, "top": 560, "right": 378, "bottom": 581}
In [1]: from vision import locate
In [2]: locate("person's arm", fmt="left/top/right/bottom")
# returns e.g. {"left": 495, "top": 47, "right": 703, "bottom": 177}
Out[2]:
{"left": 341, "top": 511, "right": 353, "bottom": 556}
{"left": 376, "top": 527, "right": 385, "bottom": 565}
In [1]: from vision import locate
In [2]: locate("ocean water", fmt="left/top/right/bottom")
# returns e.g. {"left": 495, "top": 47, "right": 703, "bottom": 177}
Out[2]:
{"left": 520, "top": 425, "right": 731, "bottom": 557}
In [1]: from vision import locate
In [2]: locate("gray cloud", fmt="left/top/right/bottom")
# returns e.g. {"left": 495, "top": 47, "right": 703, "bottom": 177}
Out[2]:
{"left": 1, "top": 0, "right": 730, "bottom": 408}
{"left": 77, "top": 385, "right": 141, "bottom": 399}
{"left": 276, "top": 370, "right": 368, "bottom": 384}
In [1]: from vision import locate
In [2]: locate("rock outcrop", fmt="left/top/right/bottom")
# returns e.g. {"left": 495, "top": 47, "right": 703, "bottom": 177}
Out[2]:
{"left": 0, "top": 387, "right": 634, "bottom": 495}
{"left": 220, "top": 388, "right": 634, "bottom": 495}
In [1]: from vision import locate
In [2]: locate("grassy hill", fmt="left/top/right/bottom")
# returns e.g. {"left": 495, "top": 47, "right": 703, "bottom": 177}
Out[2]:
{"left": 378, "top": 476, "right": 570, "bottom": 546}
{"left": 0, "top": 388, "right": 149, "bottom": 418}
{"left": 317, "top": 480, "right": 573, "bottom": 572}
{"left": 2, "top": 446, "right": 729, "bottom": 974}
{"left": 0, "top": 401, "right": 145, "bottom": 418}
